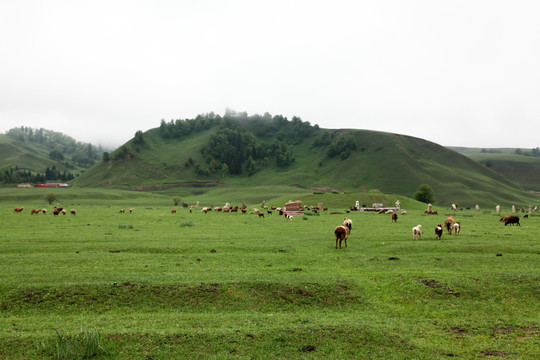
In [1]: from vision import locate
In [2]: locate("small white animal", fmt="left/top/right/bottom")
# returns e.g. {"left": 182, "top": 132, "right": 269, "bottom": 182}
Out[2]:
{"left": 412, "top": 225, "right": 422, "bottom": 240}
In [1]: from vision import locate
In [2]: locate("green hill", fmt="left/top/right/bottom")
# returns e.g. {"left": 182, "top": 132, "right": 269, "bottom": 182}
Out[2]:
{"left": 449, "top": 147, "right": 540, "bottom": 192}
{"left": 73, "top": 114, "right": 539, "bottom": 207}
{"left": 0, "top": 128, "right": 102, "bottom": 184}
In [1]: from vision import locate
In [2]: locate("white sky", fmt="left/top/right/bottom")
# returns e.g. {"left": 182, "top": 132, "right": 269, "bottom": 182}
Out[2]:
{"left": 1, "top": 0, "right": 539, "bottom": 149}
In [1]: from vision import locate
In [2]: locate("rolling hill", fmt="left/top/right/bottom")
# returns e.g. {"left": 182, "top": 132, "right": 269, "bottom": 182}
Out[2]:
{"left": 450, "top": 147, "right": 540, "bottom": 192}
{"left": 72, "top": 115, "right": 540, "bottom": 207}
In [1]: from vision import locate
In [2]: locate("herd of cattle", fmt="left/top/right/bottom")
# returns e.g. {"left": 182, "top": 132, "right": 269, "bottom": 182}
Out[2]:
{"left": 12, "top": 203, "right": 528, "bottom": 249}
{"left": 13, "top": 207, "right": 76, "bottom": 215}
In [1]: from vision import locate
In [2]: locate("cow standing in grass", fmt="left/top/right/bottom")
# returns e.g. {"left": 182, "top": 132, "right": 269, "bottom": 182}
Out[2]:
{"left": 334, "top": 225, "right": 349, "bottom": 249}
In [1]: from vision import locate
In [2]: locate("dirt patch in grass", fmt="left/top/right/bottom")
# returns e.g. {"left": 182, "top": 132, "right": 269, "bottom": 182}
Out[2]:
{"left": 480, "top": 349, "right": 510, "bottom": 357}
{"left": 420, "top": 279, "right": 462, "bottom": 297}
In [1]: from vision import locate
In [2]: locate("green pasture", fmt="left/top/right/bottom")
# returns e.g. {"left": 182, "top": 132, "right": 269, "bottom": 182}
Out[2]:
{"left": 0, "top": 188, "right": 538, "bottom": 359}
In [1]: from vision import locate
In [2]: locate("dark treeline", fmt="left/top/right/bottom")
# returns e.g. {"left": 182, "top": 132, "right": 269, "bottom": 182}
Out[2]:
{"left": 0, "top": 165, "right": 75, "bottom": 184}
{"left": 6, "top": 127, "right": 102, "bottom": 167}
{"left": 159, "top": 110, "right": 318, "bottom": 176}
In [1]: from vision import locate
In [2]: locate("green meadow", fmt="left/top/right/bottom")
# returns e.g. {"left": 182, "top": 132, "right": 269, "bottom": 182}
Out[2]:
{"left": 0, "top": 187, "right": 538, "bottom": 359}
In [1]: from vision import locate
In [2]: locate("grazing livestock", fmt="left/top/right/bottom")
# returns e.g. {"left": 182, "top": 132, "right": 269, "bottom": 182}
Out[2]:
{"left": 14, "top": 207, "right": 24, "bottom": 213}
{"left": 171, "top": 209, "right": 177, "bottom": 214}
{"left": 499, "top": 215, "right": 512, "bottom": 222}
{"left": 334, "top": 225, "right": 350, "bottom": 249}
{"left": 42, "top": 209, "right": 47, "bottom": 214}
{"left": 435, "top": 224, "right": 443, "bottom": 240}
{"left": 412, "top": 225, "right": 422, "bottom": 240}
{"left": 258, "top": 212, "right": 265, "bottom": 218}
{"left": 119, "top": 209, "right": 125, "bottom": 213}
{"left": 31, "top": 209, "right": 41, "bottom": 215}
{"left": 285, "top": 214, "right": 293, "bottom": 221}
{"left": 453, "top": 222, "right": 461, "bottom": 234}
{"left": 343, "top": 217, "right": 353, "bottom": 233}
{"left": 444, "top": 216, "right": 456, "bottom": 235}
{"left": 61, "top": 209, "right": 67, "bottom": 215}
{"left": 504, "top": 215, "right": 520, "bottom": 226}
{"left": 524, "top": 214, "right": 529, "bottom": 218}
{"left": 391, "top": 212, "right": 398, "bottom": 223}
{"left": 129, "top": 208, "right": 134, "bottom": 213}
{"left": 70, "top": 209, "right": 76, "bottom": 215}
{"left": 53, "top": 208, "right": 60, "bottom": 216}
{"left": 201, "top": 207, "right": 209, "bottom": 213}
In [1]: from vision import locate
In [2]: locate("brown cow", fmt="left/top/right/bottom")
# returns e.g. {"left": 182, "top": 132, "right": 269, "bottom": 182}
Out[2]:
{"left": 31, "top": 209, "right": 41, "bottom": 215}
{"left": 334, "top": 225, "right": 350, "bottom": 249}
{"left": 444, "top": 216, "right": 455, "bottom": 235}
{"left": 14, "top": 207, "right": 24, "bottom": 213}
{"left": 171, "top": 209, "right": 177, "bottom": 214}
{"left": 391, "top": 212, "right": 398, "bottom": 223}
{"left": 70, "top": 209, "right": 76, "bottom": 215}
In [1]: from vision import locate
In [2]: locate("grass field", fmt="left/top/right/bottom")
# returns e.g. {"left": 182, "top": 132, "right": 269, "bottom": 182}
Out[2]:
{"left": 0, "top": 188, "right": 538, "bottom": 359}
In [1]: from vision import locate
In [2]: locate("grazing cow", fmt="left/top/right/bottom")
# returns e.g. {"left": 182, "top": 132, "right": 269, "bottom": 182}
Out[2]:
{"left": 435, "top": 224, "right": 443, "bottom": 240}
{"left": 119, "top": 209, "right": 125, "bottom": 213}
{"left": 53, "top": 208, "right": 60, "bottom": 216}
{"left": 61, "top": 209, "right": 67, "bottom": 215}
{"left": 42, "top": 209, "right": 47, "bottom": 214}
{"left": 444, "top": 216, "right": 456, "bottom": 235}
{"left": 129, "top": 208, "right": 134, "bottom": 213}
{"left": 201, "top": 207, "right": 209, "bottom": 214}
{"left": 14, "top": 207, "right": 24, "bottom": 213}
{"left": 429, "top": 210, "right": 438, "bottom": 215}
{"left": 285, "top": 214, "right": 293, "bottom": 221}
{"left": 504, "top": 215, "right": 520, "bottom": 226}
{"left": 171, "top": 209, "right": 177, "bottom": 214}
{"left": 412, "top": 225, "right": 422, "bottom": 240}
{"left": 343, "top": 217, "right": 353, "bottom": 233}
{"left": 334, "top": 225, "right": 350, "bottom": 249}
{"left": 70, "top": 209, "right": 76, "bottom": 215}
{"left": 391, "top": 212, "right": 398, "bottom": 223}
{"left": 258, "top": 212, "right": 265, "bottom": 218}
{"left": 453, "top": 222, "right": 461, "bottom": 235}
{"left": 31, "top": 209, "right": 41, "bottom": 215}
{"left": 523, "top": 214, "right": 529, "bottom": 218}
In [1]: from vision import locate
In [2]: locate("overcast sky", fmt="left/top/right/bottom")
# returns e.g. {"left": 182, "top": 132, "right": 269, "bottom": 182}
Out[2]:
{"left": 1, "top": 1, "right": 539, "bottom": 149}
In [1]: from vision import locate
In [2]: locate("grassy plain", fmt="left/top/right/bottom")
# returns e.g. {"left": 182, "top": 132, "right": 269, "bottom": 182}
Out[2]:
{"left": 0, "top": 188, "right": 538, "bottom": 359}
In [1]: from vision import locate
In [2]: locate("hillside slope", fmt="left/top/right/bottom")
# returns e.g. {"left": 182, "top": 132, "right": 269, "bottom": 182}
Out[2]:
{"left": 73, "top": 117, "right": 539, "bottom": 207}
{"left": 449, "top": 147, "right": 540, "bottom": 192}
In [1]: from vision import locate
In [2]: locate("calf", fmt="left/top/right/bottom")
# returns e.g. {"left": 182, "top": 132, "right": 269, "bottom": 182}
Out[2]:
{"left": 435, "top": 224, "right": 443, "bottom": 240}
{"left": 412, "top": 225, "right": 422, "bottom": 240}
